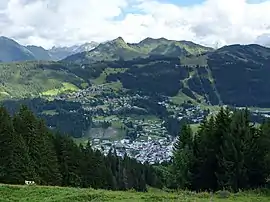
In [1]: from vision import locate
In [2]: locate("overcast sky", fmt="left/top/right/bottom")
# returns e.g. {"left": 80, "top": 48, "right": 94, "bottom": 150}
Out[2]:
{"left": 0, "top": 0, "right": 270, "bottom": 49}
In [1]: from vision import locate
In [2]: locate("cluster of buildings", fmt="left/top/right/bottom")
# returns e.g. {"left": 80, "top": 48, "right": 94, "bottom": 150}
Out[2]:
{"left": 52, "top": 84, "right": 210, "bottom": 162}
{"left": 92, "top": 137, "right": 176, "bottom": 164}
{"left": 167, "top": 104, "right": 209, "bottom": 123}
{"left": 55, "top": 84, "right": 106, "bottom": 102}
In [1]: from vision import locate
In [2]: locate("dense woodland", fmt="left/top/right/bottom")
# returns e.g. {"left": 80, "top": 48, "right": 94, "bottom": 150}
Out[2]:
{"left": 2, "top": 98, "right": 92, "bottom": 138}
{"left": 0, "top": 105, "right": 163, "bottom": 191}
{"left": 1, "top": 105, "right": 270, "bottom": 192}
{"left": 106, "top": 59, "right": 188, "bottom": 97}
{"left": 104, "top": 46, "right": 270, "bottom": 107}
{"left": 171, "top": 108, "right": 270, "bottom": 191}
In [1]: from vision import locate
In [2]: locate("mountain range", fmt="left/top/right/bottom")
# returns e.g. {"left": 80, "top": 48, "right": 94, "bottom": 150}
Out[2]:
{"left": 0, "top": 36, "right": 212, "bottom": 63}
{"left": 0, "top": 36, "right": 98, "bottom": 62}
{"left": 63, "top": 37, "right": 213, "bottom": 63}
{"left": 1, "top": 35, "right": 270, "bottom": 108}
{"left": 1, "top": 35, "right": 270, "bottom": 139}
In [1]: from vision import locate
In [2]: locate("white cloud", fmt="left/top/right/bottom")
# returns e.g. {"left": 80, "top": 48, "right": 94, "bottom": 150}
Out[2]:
{"left": 0, "top": 0, "right": 270, "bottom": 48}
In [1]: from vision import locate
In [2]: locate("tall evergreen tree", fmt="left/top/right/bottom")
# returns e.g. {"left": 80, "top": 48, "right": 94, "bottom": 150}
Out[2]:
{"left": 13, "top": 105, "right": 61, "bottom": 185}
{"left": 13, "top": 105, "right": 41, "bottom": 183}
{"left": 213, "top": 107, "right": 232, "bottom": 191}
{"left": 257, "top": 120, "right": 270, "bottom": 187}
{"left": 192, "top": 116, "right": 218, "bottom": 191}
{"left": 54, "top": 134, "right": 82, "bottom": 187}
{"left": 0, "top": 106, "right": 33, "bottom": 184}
{"left": 172, "top": 124, "right": 194, "bottom": 189}
{"left": 35, "top": 119, "right": 61, "bottom": 185}
{"left": 217, "top": 110, "right": 248, "bottom": 191}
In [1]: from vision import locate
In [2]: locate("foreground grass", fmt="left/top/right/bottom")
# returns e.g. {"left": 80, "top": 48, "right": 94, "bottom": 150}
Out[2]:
{"left": 0, "top": 185, "right": 269, "bottom": 202}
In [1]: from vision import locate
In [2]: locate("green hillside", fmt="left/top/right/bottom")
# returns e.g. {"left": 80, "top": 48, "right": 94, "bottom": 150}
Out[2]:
{"left": 0, "top": 61, "right": 105, "bottom": 99}
{"left": 0, "top": 185, "right": 269, "bottom": 202}
{"left": 0, "top": 62, "right": 80, "bottom": 99}
{"left": 63, "top": 37, "right": 213, "bottom": 63}
{"left": 103, "top": 44, "right": 270, "bottom": 107}
{"left": 1, "top": 40, "right": 270, "bottom": 108}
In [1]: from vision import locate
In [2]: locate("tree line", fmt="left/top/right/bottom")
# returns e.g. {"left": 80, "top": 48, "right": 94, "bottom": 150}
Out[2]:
{"left": 171, "top": 107, "right": 270, "bottom": 192}
{"left": 2, "top": 104, "right": 270, "bottom": 193}
{"left": 0, "top": 105, "right": 161, "bottom": 191}
{"left": 3, "top": 98, "right": 92, "bottom": 138}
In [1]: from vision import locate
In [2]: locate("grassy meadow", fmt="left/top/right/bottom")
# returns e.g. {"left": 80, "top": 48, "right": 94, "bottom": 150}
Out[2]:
{"left": 0, "top": 184, "right": 269, "bottom": 202}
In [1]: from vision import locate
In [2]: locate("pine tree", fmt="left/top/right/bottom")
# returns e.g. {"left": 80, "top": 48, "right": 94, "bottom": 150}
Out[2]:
{"left": 35, "top": 119, "right": 61, "bottom": 185}
{"left": 78, "top": 142, "right": 91, "bottom": 188}
{"left": 172, "top": 124, "right": 194, "bottom": 189}
{"left": 93, "top": 149, "right": 110, "bottom": 189}
{"left": 257, "top": 120, "right": 270, "bottom": 187}
{"left": 240, "top": 109, "right": 264, "bottom": 189}
{"left": 54, "top": 134, "right": 82, "bottom": 187}
{"left": 217, "top": 110, "right": 248, "bottom": 191}
{"left": 13, "top": 105, "right": 41, "bottom": 183}
{"left": 137, "top": 171, "right": 147, "bottom": 192}
{"left": 12, "top": 105, "right": 61, "bottom": 185}
{"left": 213, "top": 107, "right": 232, "bottom": 191}
{"left": 106, "top": 149, "right": 118, "bottom": 190}
{"left": 192, "top": 116, "right": 218, "bottom": 191}
{"left": 0, "top": 106, "right": 33, "bottom": 184}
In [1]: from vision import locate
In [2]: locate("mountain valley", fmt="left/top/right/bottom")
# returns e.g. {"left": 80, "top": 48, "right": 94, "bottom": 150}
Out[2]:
{"left": 1, "top": 36, "right": 270, "bottom": 162}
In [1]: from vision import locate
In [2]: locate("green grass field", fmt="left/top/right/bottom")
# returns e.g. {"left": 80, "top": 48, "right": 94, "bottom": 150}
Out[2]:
{"left": 0, "top": 185, "right": 269, "bottom": 202}
{"left": 41, "top": 82, "right": 79, "bottom": 96}
{"left": 0, "top": 62, "right": 85, "bottom": 99}
{"left": 92, "top": 68, "right": 127, "bottom": 85}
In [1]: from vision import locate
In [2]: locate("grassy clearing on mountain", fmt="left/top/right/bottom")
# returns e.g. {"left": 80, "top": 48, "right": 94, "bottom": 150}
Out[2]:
{"left": 104, "top": 81, "right": 123, "bottom": 91}
{"left": 41, "top": 82, "right": 79, "bottom": 96}
{"left": 190, "top": 123, "right": 201, "bottom": 133}
{"left": 0, "top": 62, "right": 84, "bottom": 98}
{"left": 0, "top": 184, "right": 269, "bottom": 202}
{"left": 180, "top": 55, "right": 208, "bottom": 67}
{"left": 92, "top": 68, "right": 127, "bottom": 85}
{"left": 170, "top": 91, "right": 196, "bottom": 105}
{"left": 41, "top": 110, "right": 59, "bottom": 116}
{"left": 127, "top": 114, "right": 159, "bottom": 121}
{"left": 0, "top": 91, "right": 10, "bottom": 100}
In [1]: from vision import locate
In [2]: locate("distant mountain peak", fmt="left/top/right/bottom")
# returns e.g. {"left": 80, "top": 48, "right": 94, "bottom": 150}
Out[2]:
{"left": 0, "top": 36, "right": 21, "bottom": 45}
{"left": 113, "top": 36, "right": 125, "bottom": 41}
{"left": 48, "top": 42, "right": 99, "bottom": 60}
{"left": 63, "top": 37, "right": 213, "bottom": 63}
{"left": 0, "top": 36, "right": 99, "bottom": 62}
{"left": 139, "top": 37, "right": 168, "bottom": 45}
{"left": 0, "top": 36, "right": 13, "bottom": 40}
{"left": 110, "top": 37, "right": 126, "bottom": 45}
{"left": 0, "top": 36, "right": 36, "bottom": 62}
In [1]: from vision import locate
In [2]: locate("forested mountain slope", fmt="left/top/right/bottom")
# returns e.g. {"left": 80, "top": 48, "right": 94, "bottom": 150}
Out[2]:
{"left": 103, "top": 44, "right": 270, "bottom": 107}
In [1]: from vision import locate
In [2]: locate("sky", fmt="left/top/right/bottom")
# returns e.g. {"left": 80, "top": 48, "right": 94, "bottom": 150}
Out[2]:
{"left": 0, "top": 0, "right": 270, "bottom": 49}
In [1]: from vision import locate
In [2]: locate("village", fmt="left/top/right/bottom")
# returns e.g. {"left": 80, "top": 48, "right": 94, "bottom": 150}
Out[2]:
{"left": 54, "top": 84, "right": 210, "bottom": 163}
{"left": 91, "top": 137, "right": 176, "bottom": 164}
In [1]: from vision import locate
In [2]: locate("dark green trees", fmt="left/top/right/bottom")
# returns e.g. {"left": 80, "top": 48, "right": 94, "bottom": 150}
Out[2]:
{"left": 0, "top": 105, "right": 158, "bottom": 191}
{"left": 173, "top": 107, "right": 270, "bottom": 192}
{"left": 13, "top": 105, "right": 61, "bottom": 185}
{"left": 0, "top": 106, "right": 32, "bottom": 184}
{"left": 172, "top": 124, "right": 194, "bottom": 189}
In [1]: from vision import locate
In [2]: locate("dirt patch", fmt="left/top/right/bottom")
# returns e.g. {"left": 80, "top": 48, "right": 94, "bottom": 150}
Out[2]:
{"left": 87, "top": 127, "right": 120, "bottom": 139}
